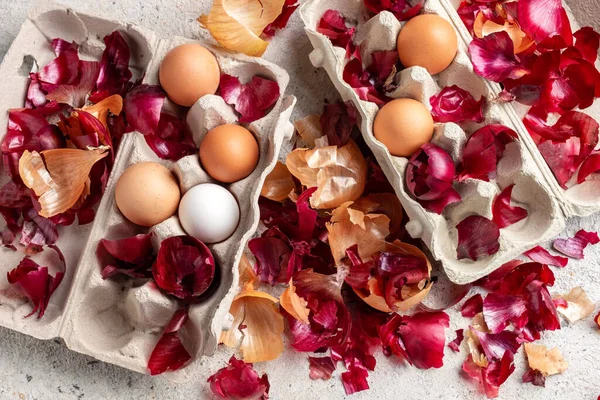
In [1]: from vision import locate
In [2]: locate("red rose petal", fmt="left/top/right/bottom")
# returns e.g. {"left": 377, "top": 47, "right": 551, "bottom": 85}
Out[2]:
{"left": 406, "top": 143, "right": 461, "bottom": 215}
{"left": 524, "top": 246, "right": 568, "bottom": 268}
{"left": 492, "top": 185, "right": 528, "bottom": 229}
{"left": 148, "top": 307, "right": 192, "bottom": 375}
{"left": 152, "top": 236, "right": 215, "bottom": 300}
{"left": 461, "top": 294, "right": 483, "bottom": 318}
{"left": 448, "top": 329, "right": 465, "bottom": 352}
{"left": 469, "top": 31, "right": 530, "bottom": 82}
{"left": 123, "top": 84, "right": 165, "bottom": 136}
{"left": 363, "top": 0, "right": 424, "bottom": 21}
{"left": 317, "top": 10, "right": 358, "bottom": 59}
{"left": 262, "top": 0, "right": 299, "bottom": 38}
{"left": 483, "top": 293, "right": 528, "bottom": 334}
{"left": 143, "top": 113, "right": 197, "bottom": 161}
{"left": 6, "top": 245, "right": 66, "bottom": 319}
{"left": 430, "top": 85, "right": 485, "bottom": 123}
{"left": 553, "top": 229, "right": 600, "bottom": 259}
{"left": 380, "top": 312, "right": 450, "bottom": 369}
{"left": 97, "top": 233, "right": 155, "bottom": 279}
{"left": 208, "top": 355, "right": 270, "bottom": 400}
{"left": 220, "top": 74, "right": 280, "bottom": 123}
{"left": 517, "top": 0, "right": 573, "bottom": 50}
{"left": 308, "top": 356, "right": 336, "bottom": 380}
{"left": 320, "top": 101, "right": 358, "bottom": 147}
{"left": 456, "top": 216, "right": 501, "bottom": 261}
{"left": 90, "top": 31, "right": 133, "bottom": 103}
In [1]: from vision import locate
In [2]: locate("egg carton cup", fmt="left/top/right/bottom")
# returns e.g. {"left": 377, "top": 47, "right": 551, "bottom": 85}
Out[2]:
{"left": 0, "top": 1, "right": 296, "bottom": 381}
{"left": 300, "top": 0, "right": 571, "bottom": 284}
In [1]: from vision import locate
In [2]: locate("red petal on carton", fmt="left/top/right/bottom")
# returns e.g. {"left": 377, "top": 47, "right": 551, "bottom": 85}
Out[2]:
{"left": 220, "top": 74, "right": 280, "bottom": 123}
{"left": 449, "top": 329, "right": 465, "bottom": 352}
{"left": 341, "top": 365, "right": 370, "bottom": 395}
{"left": 144, "top": 113, "right": 197, "bottom": 161}
{"left": 553, "top": 230, "right": 600, "bottom": 259}
{"left": 152, "top": 236, "right": 216, "bottom": 300}
{"left": 461, "top": 294, "right": 484, "bottom": 318}
{"left": 483, "top": 293, "right": 528, "bottom": 333}
{"left": 97, "top": 233, "right": 155, "bottom": 279}
{"left": 492, "top": 185, "right": 528, "bottom": 229}
{"left": 456, "top": 216, "right": 500, "bottom": 261}
{"left": 524, "top": 246, "right": 568, "bottom": 268}
{"left": 317, "top": 10, "right": 358, "bottom": 59}
{"left": 43, "top": 61, "right": 100, "bottom": 108}
{"left": 469, "top": 31, "right": 530, "bottom": 82}
{"left": 123, "top": 84, "right": 165, "bottom": 135}
{"left": 574, "top": 27, "right": 600, "bottom": 64}
{"left": 262, "top": 0, "right": 299, "bottom": 38}
{"left": 430, "top": 85, "right": 485, "bottom": 123}
{"left": 578, "top": 151, "right": 600, "bottom": 183}
{"left": 90, "top": 31, "right": 133, "bottom": 103}
{"left": 458, "top": 124, "right": 518, "bottom": 182}
{"left": 363, "top": 0, "right": 424, "bottom": 21}
{"left": 308, "top": 356, "right": 336, "bottom": 380}
{"left": 517, "top": 0, "right": 573, "bottom": 49}
{"left": 38, "top": 47, "right": 79, "bottom": 85}
{"left": 148, "top": 307, "right": 191, "bottom": 375}
{"left": 208, "top": 355, "right": 270, "bottom": 400}
{"left": 320, "top": 101, "right": 358, "bottom": 147}
{"left": 463, "top": 351, "right": 515, "bottom": 399}
{"left": 471, "top": 328, "right": 521, "bottom": 361}
{"left": 406, "top": 143, "right": 461, "bottom": 214}
{"left": 6, "top": 245, "right": 65, "bottom": 319}
{"left": 380, "top": 312, "right": 449, "bottom": 369}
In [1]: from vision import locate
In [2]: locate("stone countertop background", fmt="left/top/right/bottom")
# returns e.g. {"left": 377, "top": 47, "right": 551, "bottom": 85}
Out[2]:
{"left": 0, "top": 1, "right": 599, "bottom": 399}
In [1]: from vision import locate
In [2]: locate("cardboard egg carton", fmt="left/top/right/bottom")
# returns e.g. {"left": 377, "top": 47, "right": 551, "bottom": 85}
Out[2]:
{"left": 0, "top": 1, "right": 296, "bottom": 380}
{"left": 300, "top": 0, "right": 571, "bottom": 284}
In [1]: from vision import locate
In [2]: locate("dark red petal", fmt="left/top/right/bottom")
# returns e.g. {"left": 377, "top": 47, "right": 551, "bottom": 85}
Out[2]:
{"left": 320, "top": 101, "right": 358, "bottom": 147}
{"left": 492, "top": 185, "right": 528, "bottom": 229}
{"left": 144, "top": 113, "right": 197, "bottom": 161}
{"left": 90, "top": 31, "right": 133, "bottom": 103}
{"left": 471, "top": 328, "right": 521, "bottom": 361}
{"left": 262, "top": 0, "right": 299, "bottom": 38}
{"left": 483, "top": 293, "right": 528, "bottom": 334}
{"left": 469, "top": 32, "right": 530, "bottom": 82}
{"left": 430, "top": 85, "right": 485, "bottom": 123}
{"left": 123, "top": 84, "right": 166, "bottom": 135}
{"left": 456, "top": 216, "right": 500, "bottom": 261}
{"left": 461, "top": 294, "right": 483, "bottom": 318}
{"left": 148, "top": 308, "right": 191, "bottom": 375}
{"left": 553, "top": 229, "right": 600, "bottom": 259}
{"left": 208, "top": 356, "right": 270, "bottom": 400}
{"left": 577, "top": 151, "right": 600, "bottom": 183}
{"left": 308, "top": 356, "right": 336, "bottom": 380}
{"left": 517, "top": 0, "right": 573, "bottom": 49}
{"left": 574, "top": 27, "right": 600, "bottom": 64}
{"left": 523, "top": 368, "right": 546, "bottom": 387}
{"left": 317, "top": 10, "right": 358, "bottom": 59}
{"left": 152, "top": 236, "right": 215, "bottom": 299}
{"left": 448, "top": 329, "right": 464, "bottom": 352}
{"left": 341, "top": 365, "right": 369, "bottom": 395}
{"left": 6, "top": 245, "right": 65, "bottom": 319}
{"left": 220, "top": 74, "right": 280, "bottom": 123}
{"left": 363, "top": 0, "right": 424, "bottom": 21}
{"left": 524, "top": 246, "right": 568, "bottom": 268}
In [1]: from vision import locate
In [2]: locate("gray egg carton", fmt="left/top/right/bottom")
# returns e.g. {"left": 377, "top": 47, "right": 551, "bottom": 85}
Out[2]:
{"left": 299, "top": 0, "right": 596, "bottom": 284}
{"left": 0, "top": 1, "right": 295, "bottom": 380}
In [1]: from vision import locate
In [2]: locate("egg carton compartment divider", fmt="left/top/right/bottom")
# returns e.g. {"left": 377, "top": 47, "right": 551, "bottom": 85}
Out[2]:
{"left": 0, "top": 1, "right": 296, "bottom": 380}
{"left": 300, "top": 0, "right": 570, "bottom": 284}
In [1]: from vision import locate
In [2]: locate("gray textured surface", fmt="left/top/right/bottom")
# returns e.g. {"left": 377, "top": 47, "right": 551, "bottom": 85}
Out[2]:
{"left": 0, "top": 1, "right": 599, "bottom": 399}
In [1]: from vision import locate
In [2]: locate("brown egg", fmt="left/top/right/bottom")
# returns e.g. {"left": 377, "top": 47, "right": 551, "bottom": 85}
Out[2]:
{"left": 373, "top": 98, "right": 434, "bottom": 157}
{"left": 115, "top": 162, "right": 181, "bottom": 227}
{"left": 159, "top": 44, "right": 220, "bottom": 107}
{"left": 397, "top": 14, "right": 458, "bottom": 75}
{"left": 200, "top": 124, "right": 260, "bottom": 183}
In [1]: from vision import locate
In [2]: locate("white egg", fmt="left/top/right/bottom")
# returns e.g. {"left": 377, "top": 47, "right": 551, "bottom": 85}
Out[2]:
{"left": 178, "top": 183, "right": 240, "bottom": 244}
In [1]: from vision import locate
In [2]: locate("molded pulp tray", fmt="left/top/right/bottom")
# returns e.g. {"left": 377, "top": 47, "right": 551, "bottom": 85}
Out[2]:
{"left": 0, "top": 1, "right": 295, "bottom": 380}
{"left": 300, "top": 0, "right": 598, "bottom": 285}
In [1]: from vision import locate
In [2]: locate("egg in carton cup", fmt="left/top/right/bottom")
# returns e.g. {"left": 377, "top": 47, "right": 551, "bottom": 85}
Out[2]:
{"left": 0, "top": 1, "right": 296, "bottom": 380}
{"left": 300, "top": 0, "right": 570, "bottom": 284}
